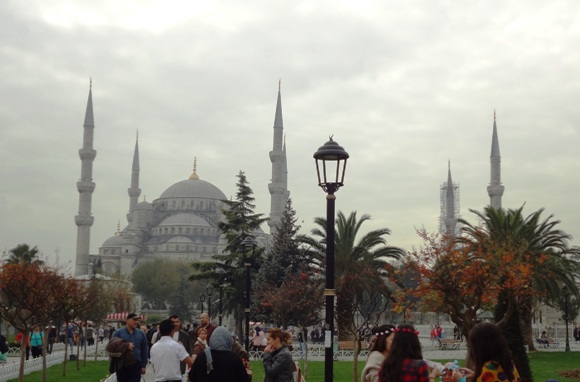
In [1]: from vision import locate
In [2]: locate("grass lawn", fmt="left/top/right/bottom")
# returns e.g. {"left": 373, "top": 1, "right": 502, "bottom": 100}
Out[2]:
{"left": 6, "top": 360, "right": 110, "bottom": 382}
{"left": 8, "top": 352, "right": 580, "bottom": 381}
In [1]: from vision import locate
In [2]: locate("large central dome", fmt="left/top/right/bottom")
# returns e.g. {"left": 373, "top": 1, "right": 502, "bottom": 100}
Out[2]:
{"left": 159, "top": 178, "right": 227, "bottom": 200}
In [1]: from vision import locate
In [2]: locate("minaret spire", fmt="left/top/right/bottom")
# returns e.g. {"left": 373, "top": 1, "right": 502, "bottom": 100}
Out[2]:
{"left": 127, "top": 131, "right": 141, "bottom": 224}
{"left": 75, "top": 80, "right": 97, "bottom": 276}
{"left": 268, "top": 81, "right": 290, "bottom": 234}
{"left": 444, "top": 161, "right": 457, "bottom": 237}
{"left": 487, "top": 111, "right": 504, "bottom": 209}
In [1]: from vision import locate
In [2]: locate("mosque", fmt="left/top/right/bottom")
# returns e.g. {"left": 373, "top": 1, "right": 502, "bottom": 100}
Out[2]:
{"left": 73, "top": 82, "right": 289, "bottom": 277}
{"left": 73, "top": 78, "right": 505, "bottom": 278}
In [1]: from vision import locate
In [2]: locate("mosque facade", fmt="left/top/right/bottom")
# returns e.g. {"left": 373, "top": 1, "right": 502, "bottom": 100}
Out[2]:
{"left": 74, "top": 83, "right": 289, "bottom": 277}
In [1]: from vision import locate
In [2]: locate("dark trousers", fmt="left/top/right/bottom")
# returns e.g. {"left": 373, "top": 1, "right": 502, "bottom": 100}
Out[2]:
{"left": 31, "top": 345, "right": 43, "bottom": 358}
{"left": 116, "top": 362, "right": 142, "bottom": 382}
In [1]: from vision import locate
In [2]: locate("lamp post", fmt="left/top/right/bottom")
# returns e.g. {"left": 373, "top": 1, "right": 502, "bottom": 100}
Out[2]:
{"left": 313, "top": 136, "right": 349, "bottom": 382}
{"left": 563, "top": 285, "right": 571, "bottom": 352}
{"left": 206, "top": 284, "right": 214, "bottom": 319}
{"left": 216, "top": 267, "right": 227, "bottom": 326}
{"left": 200, "top": 293, "right": 206, "bottom": 314}
{"left": 241, "top": 236, "right": 257, "bottom": 351}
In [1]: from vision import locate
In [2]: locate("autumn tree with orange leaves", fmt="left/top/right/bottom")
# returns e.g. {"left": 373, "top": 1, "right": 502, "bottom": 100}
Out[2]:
{"left": 0, "top": 262, "right": 70, "bottom": 382}
{"left": 396, "top": 229, "right": 536, "bottom": 343}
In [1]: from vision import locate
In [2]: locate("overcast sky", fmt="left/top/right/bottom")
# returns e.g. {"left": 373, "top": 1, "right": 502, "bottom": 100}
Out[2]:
{"left": 1, "top": 0, "right": 580, "bottom": 270}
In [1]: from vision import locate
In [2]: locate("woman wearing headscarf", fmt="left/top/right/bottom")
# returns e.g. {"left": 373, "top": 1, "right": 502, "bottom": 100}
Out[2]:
{"left": 263, "top": 328, "right": 294, "bottom": 382}
{"left": 188, "top": 326, "right": 250, "bottom": 382}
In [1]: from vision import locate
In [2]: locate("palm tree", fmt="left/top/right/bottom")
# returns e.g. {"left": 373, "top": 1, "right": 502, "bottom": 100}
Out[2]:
{"left": 459, "top": 206, "right": 580, "bottom": 350}
{"left": 5, "top": 244, "right": 44, "bottom": 265}
{"left": 298, "top": 211, "right": 404, "bottom": 340}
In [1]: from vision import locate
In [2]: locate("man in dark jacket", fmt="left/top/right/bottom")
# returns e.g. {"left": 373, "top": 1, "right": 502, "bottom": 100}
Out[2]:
{"left": 112, "top": 313, "right": 148, "bottom": 382}
{"left": 106, "top": 337, "right": 134, "bottom": 374}
{"left": 170, "top": 315, "right": 193, "bottom": 374}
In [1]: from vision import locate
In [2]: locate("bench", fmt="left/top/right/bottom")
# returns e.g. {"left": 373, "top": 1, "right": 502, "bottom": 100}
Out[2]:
{"left": 438, "top": 338, "right": 461, "bottom": 350}
{"left": 337, "top": 341, "right": 356, "bottom": 351}
{"left": 536, "top": 338, "right": 560, "bottom": 348}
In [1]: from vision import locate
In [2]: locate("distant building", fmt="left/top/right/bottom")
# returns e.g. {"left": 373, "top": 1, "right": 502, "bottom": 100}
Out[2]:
{"left": 74, "top": 83, "right": 289, "bottom": 276}
{"left": 487, "top": 111, "right": 504, "bottom": 210}
{"left": 439, "top": 161, "right": 460, "bottom": 238}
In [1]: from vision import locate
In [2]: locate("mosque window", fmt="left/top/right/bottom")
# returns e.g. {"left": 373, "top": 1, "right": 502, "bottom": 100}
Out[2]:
{"left": 172, "top": 201, "right": 176, "bottom": 209}
{"left": 203, "top": 246, "right": 206, "bottom": 253}
{"left": 176, "top": 245, "right": 180, "bottom": 251}
{"left": 171, "top": 227, "right": 175, "bottom": 234}
{"left": 179, "top": 227, "right": 182, "bottom": 234}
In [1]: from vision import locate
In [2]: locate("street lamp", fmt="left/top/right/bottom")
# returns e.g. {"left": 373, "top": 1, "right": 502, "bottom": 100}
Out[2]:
{"left": 241, "top": 235, "right": 257, "bottom": 351}
{"left": 313, "top": 136, "right": 349, "bottom": 382}
{"left": 200, "top": 293, "right": 206, "bottom": 314}
{"left": 216, "top": 267, "right": 227, "bottom": 326}
{"left": 563, "top": 285, "right": 571, "bottom": 352}
{"left": 206, "top": 284, "right": 214, "bottom": 319}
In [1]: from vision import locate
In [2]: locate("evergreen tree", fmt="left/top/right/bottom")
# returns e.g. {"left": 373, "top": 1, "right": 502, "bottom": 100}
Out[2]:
{"left": 257, "top": 198, "right": 304, "bottom": 285}
{"left": 494, "top": 288, "right": 533, "bottom": 382}
{"left": 253, "top": 199, "right": 322, "bottom": 325}
{"left": 190, "top": 171, "right": 267, "bottom": 339}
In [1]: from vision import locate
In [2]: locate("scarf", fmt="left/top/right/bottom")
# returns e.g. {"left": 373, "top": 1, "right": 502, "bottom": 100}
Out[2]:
{"left": 204, "top": 326, "right": 232, "bottom": 374}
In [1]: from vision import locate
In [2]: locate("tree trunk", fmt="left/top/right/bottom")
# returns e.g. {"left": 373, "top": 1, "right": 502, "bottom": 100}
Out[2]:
{"left": 62, "top": 334, "right": 69, "bottom": 376}
{"left": 519, "top": 296, "right": 537, "bottom": 351}
{"left": 42, "top": 329, "right": 48, "bottom": 382}
{"left": 352, "top": 334, "right": 360, "bottom": 382}
{"left": 336, "top": 284, "right": 354, "bottom": 341}
{"left": 18, "top": 333, "right": 26, "bottom": 382}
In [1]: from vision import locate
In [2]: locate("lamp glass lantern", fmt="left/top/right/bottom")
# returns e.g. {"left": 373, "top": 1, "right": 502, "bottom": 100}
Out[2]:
{"left": 313, "top": 136, "right": 349, "bottom": 194}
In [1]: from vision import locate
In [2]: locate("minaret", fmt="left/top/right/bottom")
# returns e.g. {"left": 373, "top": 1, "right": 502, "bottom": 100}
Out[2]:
{"left": 75, "top": 80, "right": 97, "bottom": 276}
{"left": 268, "top": 80, "right": 290, "bottom": 234}
{"left": 487, "top": 111, "right": 504, "bottom": 209}
{"left": 444, "top": 161, "right": 457, "bottom": 238}
{"left": 127, "top": 132, "right": 141, "bottom": 224}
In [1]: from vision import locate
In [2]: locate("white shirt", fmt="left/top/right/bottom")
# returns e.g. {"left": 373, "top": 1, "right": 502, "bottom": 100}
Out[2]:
{"left": 150, "top": 336, "right": 190, "bottom": 381}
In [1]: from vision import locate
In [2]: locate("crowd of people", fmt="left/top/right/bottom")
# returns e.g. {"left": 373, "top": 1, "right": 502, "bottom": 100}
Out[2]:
{"left": 361, "top": 322, "right": 521, "bottom": 382}
{"left": 7, "top": 313, "right": 569, "bottom": 382}
{"left": 106, "top": 311, "right": 300, "bottom": 382}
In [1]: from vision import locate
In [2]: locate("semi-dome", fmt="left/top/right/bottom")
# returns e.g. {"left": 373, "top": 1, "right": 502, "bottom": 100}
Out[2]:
{"left": 158, "top": 178, "right": 227, "bottom": 200}
{"left": 102, "top": 234, "right": 124, "bottom": 247}
{"left": 158, "top": 213, "right": 212, "bottom": 227}
{"left": 135, "top": 200, "right": 153, "bottom": 210}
